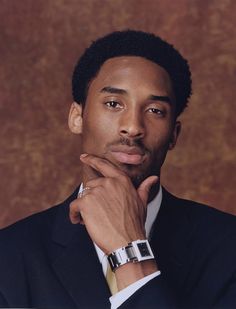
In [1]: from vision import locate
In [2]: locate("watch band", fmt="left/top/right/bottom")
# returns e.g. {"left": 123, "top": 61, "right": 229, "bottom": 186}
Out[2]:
{"left": 107, "top": 239, "right": 155, "bottom": 272}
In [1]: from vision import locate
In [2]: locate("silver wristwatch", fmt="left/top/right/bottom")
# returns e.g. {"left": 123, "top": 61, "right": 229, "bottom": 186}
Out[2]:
{"left": 107, "top": 239, "right": 155, "bottom": 272}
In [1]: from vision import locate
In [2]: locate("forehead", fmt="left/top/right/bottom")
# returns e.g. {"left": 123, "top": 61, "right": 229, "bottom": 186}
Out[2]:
{"left": 88, "top": 56, "right": 174, "bottom": 97}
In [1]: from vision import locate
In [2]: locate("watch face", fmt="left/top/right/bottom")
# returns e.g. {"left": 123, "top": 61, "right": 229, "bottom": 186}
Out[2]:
{"left": 137, "top": 242, "right": 151, "bottom": 257}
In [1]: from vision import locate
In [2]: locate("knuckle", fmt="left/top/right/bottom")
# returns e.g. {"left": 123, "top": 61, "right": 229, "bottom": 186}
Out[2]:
{"left": 70, "top": 198, "right": 83, "bottom": 211}
{"left": 92, "top": 186, "right": 100, "bottom": 193}
{"left": 82, "top": 194, "right": 90, "bottom": 202}
{"left": 70, "top": 202, "right": 79, "bottom": 211}
{"left": 103, "top": 177, "right": 115, "bottom": 187}
{"left": 119, "top": 173, "right": 129, "bottom": 184}
{"left": 69, "top": 200, "right": 77, "bottom": 209}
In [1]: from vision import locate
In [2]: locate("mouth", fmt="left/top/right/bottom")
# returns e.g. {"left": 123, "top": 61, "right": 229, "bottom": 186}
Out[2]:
{"left": 109, "top": 145, "right": 146, "bottom": 165}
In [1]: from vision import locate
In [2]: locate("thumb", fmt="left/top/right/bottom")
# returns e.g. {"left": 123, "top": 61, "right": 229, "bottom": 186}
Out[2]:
{"left": 137, "top": 175, "right": 159, "bottom": 206}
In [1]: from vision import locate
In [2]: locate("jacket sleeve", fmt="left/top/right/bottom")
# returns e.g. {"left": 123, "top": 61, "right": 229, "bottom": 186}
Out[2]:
{"left": 120, "top": 271, "right": 236, "bottom": 309}
{"left": 120, "top": 275, "right": 177, "bottom": 308}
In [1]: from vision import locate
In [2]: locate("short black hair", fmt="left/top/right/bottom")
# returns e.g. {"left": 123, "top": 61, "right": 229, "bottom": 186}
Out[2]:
{"left": 72, "top": 30, "right": 192, "bottom": 117}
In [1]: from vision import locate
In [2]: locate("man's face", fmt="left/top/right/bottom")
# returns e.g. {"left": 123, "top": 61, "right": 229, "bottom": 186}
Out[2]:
{"left": 77, "top": 56, "right": 180, "bottom": 187}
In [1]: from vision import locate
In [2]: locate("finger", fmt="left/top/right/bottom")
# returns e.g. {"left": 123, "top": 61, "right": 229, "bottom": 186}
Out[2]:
{"left": 80, "top": 153, "right": 125, "bottom": 178}
{"left": 69, "top": 194, "right": 90, "bottom": 224}
{"left": 84, "top": 178, "right": 107, "bottom": 188}
{"left": 137, "top": 176, "right": 158, "bottom": 206}
{"left": 69, "top": 200, "right": 82, "bottom": 224}
{"left": 78, "top": 186, "right": 92, "bottom": 198}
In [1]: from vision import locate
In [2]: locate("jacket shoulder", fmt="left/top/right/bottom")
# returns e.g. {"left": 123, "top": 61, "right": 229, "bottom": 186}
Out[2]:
{"left": 164, "top": 189, "right": 236, "bottom": 253}
{"left": 164, "top": 189, "right": 236, "bottom": 225}
{"left": 0, "top": 186, "right": 79, "bottom": 253}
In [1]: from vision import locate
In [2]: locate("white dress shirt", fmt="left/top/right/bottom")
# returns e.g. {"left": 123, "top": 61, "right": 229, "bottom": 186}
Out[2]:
{"left": 78, "top": 185, "right": 162, "bottom": 308}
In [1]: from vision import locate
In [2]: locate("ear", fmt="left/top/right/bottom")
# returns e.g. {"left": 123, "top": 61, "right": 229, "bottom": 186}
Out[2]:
{"left": 168, "top": 121, "right": 181, "bottom": 150}
{"left": 68, "top": 102, "right": 83, "bottom": 134}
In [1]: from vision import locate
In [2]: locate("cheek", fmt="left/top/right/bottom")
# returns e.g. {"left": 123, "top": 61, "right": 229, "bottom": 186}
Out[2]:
{"left": 87, "top": 113, "right": 116, "bottom": 136}
{"left": 145, "top": 125, "right": 172, "bottom": 153}
{"left": 81, "top": 112, "right": 117, "bottom": 150}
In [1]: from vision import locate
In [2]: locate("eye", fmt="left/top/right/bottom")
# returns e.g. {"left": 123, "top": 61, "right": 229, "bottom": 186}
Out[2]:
{"left": 104, "top": 101, "right": 122, "bottom": 109}
{"left": 147, "top": 108, "right": 166, "bottom": 117}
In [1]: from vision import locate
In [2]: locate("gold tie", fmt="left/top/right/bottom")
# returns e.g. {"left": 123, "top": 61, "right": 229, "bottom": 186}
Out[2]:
{"left": 106, "top": 263, "right": 118, "bottom": 295}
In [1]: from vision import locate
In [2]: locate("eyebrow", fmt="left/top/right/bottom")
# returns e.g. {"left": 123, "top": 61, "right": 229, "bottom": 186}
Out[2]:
{"left": 101, "top": 86, "right": 172, "bottom": 104}
{"left": 148, "top": 94, "right": 172, "bottom": 104}
{"left": 101, "top": 86, "right": 127, "bottom": 95}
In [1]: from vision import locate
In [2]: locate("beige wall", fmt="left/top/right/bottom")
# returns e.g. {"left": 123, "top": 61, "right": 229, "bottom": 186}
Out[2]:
{"left": 0, "top": 0, "right": 235, "bottom": 228}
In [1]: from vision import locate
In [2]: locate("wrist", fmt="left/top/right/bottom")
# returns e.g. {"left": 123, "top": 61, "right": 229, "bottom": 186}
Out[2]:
{"left": 115, "top": 259, "right": 158, "bottom": 291}
{"left": 107, "top": 239, "right": 154, "bottom": 272}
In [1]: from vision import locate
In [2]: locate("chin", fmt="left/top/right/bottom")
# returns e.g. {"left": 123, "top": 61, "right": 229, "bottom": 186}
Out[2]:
{"left": 118, "top": 164, "right": 147, "bottom": 188}
{"left": 131, "top": 175, "right": 145, "bottom": 189}
{"left": 102, "top": 154, "right": 151, "bottom": 187}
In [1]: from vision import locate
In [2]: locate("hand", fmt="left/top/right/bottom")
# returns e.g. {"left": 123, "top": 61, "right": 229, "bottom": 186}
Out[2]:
{"left": 69, "top": 153, "right": 158, "bottom": 254}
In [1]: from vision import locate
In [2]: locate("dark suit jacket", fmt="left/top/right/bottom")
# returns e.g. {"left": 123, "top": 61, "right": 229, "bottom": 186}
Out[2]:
{"left": 0, "top": 188, "right": 235, "bottom": 308}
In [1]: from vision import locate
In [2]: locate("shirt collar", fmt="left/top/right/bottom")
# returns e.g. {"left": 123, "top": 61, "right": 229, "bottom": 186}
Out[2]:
{"left": 145, "top": 185, "right": 162, "bottom": 238}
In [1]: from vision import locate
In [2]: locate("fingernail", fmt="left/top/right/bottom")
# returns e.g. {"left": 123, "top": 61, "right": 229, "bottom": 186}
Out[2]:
{"left": 80, "top": 153, "right": 88, "bottom": 159}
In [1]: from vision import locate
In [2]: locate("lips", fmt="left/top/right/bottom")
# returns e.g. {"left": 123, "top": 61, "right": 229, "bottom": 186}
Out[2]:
{"left": 109, "top": 146, "right": 146, "bottom": 165}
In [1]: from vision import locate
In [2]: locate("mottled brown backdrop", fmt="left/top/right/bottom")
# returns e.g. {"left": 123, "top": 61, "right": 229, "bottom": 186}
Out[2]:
{"left": 0, "top": 0, "right": 235, "bottom": 228}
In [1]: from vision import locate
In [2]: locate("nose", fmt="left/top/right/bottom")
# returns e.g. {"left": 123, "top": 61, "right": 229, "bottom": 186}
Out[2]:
{"left": 119, "top": 109, "right": 145, "bottom": 139}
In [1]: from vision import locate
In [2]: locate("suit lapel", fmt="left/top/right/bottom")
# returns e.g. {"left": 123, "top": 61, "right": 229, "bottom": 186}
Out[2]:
{"left": 48, "top": 187, "right": 193, "bottom": 306}
{"left": 150, "top": 188, "right": 193, "bottom": 290}
{"left": 50, "top": 188, "right": 110, "bottom": 308}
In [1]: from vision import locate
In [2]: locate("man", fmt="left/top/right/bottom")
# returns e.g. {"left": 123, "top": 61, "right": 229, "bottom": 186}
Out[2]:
{"left": 0, "top": 30, "right": 235, "bottom": 308}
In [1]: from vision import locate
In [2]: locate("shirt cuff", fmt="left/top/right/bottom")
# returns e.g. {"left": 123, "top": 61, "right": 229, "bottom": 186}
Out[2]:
{"left": 109, "top": 270, "right": 161, "bottom": 309}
